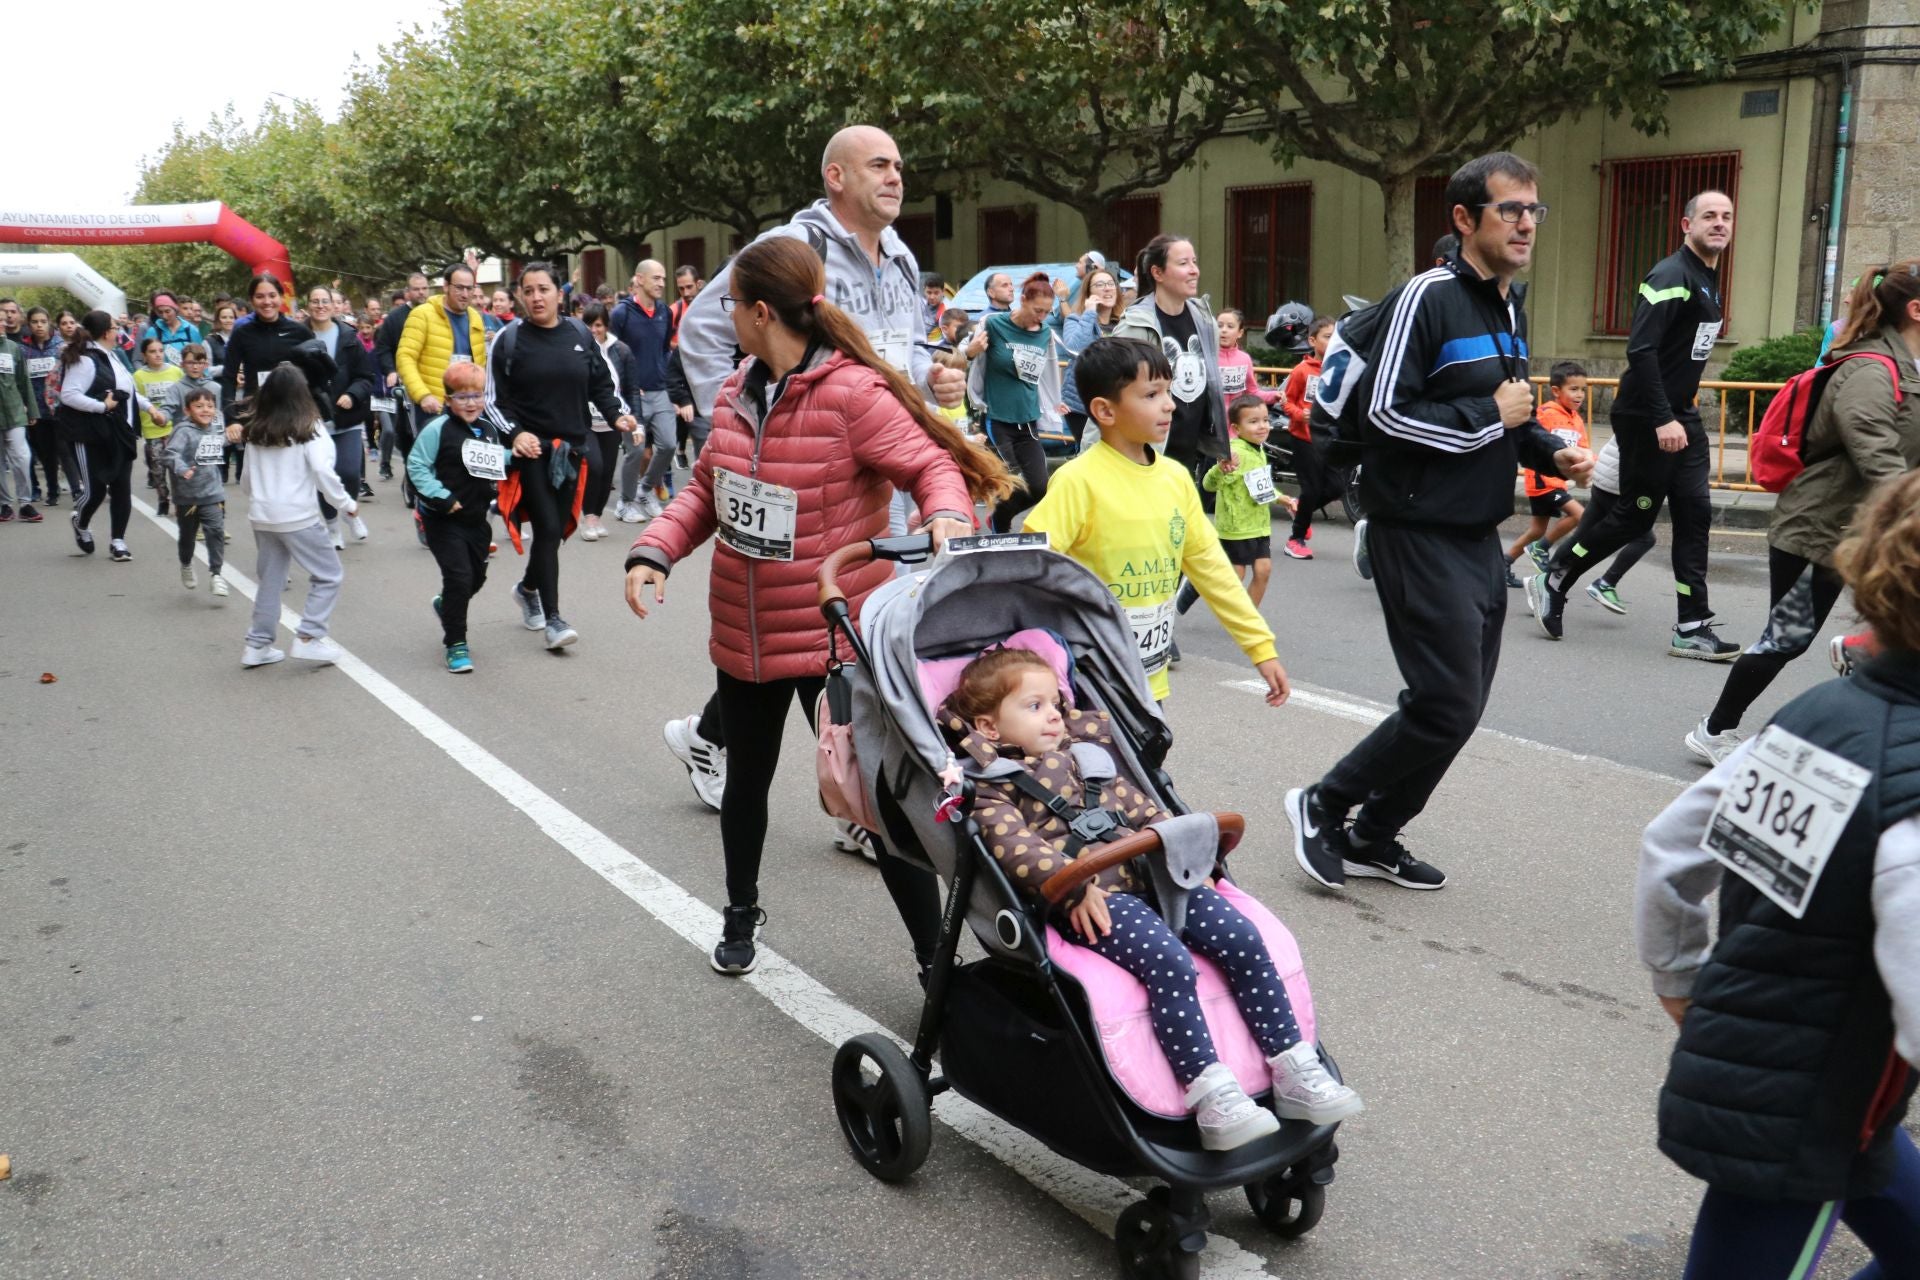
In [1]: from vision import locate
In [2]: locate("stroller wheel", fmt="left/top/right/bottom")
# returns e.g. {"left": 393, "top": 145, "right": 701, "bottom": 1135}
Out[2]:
{"left": 1115, "top": 1200, "right": 1201, "bottom": 1280}
{"left": 1245, "top": 1173, "right": 1326, "bottom": 1238}
{"left": 831, "top": 1033, "right": 931, "bottom": 1183}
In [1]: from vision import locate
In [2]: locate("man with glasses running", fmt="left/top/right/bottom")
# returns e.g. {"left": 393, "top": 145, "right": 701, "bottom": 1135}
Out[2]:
{"left": 1285, "top": 152, "right": 1592, "bottom": 894}
{"left": 1528, "top": 191, "right": 1739, "bottom": 659}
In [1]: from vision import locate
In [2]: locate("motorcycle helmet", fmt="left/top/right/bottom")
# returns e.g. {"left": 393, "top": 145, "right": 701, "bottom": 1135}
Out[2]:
{"left": 1264, "top": 301, "right": 1314, "bottom": 353}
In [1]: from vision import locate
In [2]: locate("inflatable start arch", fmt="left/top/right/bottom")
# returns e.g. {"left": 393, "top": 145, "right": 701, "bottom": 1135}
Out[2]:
{"left": 0, "top": 202, "right": 294, "bottom": 292}
{"left": 0, "top": 253, "right": 130, "bottom": 319}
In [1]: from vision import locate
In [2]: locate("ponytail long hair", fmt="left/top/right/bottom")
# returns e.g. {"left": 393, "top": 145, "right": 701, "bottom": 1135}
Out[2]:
{"left": 1832, "top": 260, "right": 1920, "bottom": 353}
{"left": 58, "top": 310, "right": 113, "bottom": 370}
{"left": 729, "top": 236, "right": 1014, "bottom": 503}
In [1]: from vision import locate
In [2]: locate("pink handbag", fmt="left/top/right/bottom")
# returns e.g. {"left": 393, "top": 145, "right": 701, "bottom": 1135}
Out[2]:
{"left": 816, "top": 664, "right": 881, "bottom": 833}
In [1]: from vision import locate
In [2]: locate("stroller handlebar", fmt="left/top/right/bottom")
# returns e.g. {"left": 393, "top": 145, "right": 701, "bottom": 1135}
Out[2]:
{"left": 1039, "top": 813, "right": 1245, "bottom": 907}
{"left": 817, "top": 534, "right": 938, "bottom": 613}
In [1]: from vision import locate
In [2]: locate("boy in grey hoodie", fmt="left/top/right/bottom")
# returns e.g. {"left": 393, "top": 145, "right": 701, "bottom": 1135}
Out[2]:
{"left": 165, "top": 387, "right": 230, "bottom": 598}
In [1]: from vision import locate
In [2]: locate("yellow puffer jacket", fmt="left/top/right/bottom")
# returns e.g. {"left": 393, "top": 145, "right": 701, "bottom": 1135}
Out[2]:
{"left": 397, "top": 298, "right": 488, "bottom": 403}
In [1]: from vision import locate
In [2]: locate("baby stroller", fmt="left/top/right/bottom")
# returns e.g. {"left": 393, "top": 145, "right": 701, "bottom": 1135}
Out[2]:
{"left": 816, "top": 534, "right": 1345, "bottom": 1279}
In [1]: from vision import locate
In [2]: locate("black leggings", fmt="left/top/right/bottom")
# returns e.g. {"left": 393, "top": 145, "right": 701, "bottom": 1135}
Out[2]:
{"left": 30, "top": 419, "right": 79, "bottom": 499}
{"left": 714, "top": 668, "right": 943, "bottom": 965}
{"left": 77, "top": 439, "right": 134, "bottom": 540}
{"left": 511, "top": 456, "right": 572, "bottom": 619}
{"left": 1706, "top": 546, "right": 1846, "bottom": 734}
{"left": 1290, "top": 439, "right": 1342, "bottom": 541}
{"left": 987, "top": 420, "right": 1048, "bottom": 533}
{"left": 583, "top": 430, "right": 620, "bottom": 518}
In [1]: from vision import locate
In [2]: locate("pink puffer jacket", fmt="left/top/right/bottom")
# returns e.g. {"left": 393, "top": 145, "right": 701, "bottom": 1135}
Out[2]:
{"left": 630, "top": 350, "right": 977, "bottom": 683}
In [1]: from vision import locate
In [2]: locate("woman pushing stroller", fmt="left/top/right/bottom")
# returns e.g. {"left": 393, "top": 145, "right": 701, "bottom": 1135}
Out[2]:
{"left": 943, "top": 647, "right": 1363, "bottom": 1149}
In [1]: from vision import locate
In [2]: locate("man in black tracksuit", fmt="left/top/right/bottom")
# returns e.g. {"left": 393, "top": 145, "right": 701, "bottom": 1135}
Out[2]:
{"left": 1286, "top": 153, "right": 1593, "bottom": 892}
{"left": 375, "top": 272, "right": 430, "bottom": 480}
{"left": 1530, "top": 191, "right": 1739, "bottom": 659}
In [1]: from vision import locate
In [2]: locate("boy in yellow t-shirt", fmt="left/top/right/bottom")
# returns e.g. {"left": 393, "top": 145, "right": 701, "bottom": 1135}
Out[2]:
{"left": 1024, "top": 338, "right": 1290, "bottom": 705}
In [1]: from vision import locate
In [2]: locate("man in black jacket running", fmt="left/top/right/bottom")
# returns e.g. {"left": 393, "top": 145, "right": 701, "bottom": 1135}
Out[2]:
{"left": 1528, "top": 191, "right": 1739, "bottom": 659}
{"left": 1286, "top": 152, "right": 1593, "bottom": 892}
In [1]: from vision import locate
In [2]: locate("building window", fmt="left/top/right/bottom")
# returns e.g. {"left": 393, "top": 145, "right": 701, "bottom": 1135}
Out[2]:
{"left": 978, "top": 205, "right": 1038, "bottom": 269}
{"left": 1108, "top": 193, "right": 1162, "bottom": 277}
{"left": 1596, "top": 151, "right": 1740, "bottom": 335}
{"left": 580, "top": 248, "right": 606, "bottom": 296}
{"left": 672, "top": 237, "right": 707, "bottom": 281}
{"left": 1414, "top": 176, "right": 1453, "bottom": 273}
{"left": 894, "top": 213, "right": 936, "bottom": 273}
{"left": 1228, "top": 184, "right": 1311, "bottom": 324}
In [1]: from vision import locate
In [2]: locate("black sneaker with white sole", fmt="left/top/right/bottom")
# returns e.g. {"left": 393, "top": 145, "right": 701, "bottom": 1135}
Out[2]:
{"left": 1343, "top": 837, "right": 1447, "bottom": 890}
{"left": 1525, "top": 572, "right": 1565, "bottom": 640}
{"left": 1284, "top": 785, "right": 1348, "bottom": 888}
{"left": 711, "top": 905, "right": 767, "bottom": 974}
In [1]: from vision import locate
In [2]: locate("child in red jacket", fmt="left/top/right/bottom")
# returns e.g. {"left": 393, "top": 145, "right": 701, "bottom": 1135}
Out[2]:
{"left": 1278, "top": 315, "right": 1336, "bottom": 558}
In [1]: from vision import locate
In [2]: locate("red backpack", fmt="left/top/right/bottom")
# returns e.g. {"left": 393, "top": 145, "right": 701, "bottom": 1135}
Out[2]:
{"left": 1750, "top": 352, "right": 1904, "bottom": 492}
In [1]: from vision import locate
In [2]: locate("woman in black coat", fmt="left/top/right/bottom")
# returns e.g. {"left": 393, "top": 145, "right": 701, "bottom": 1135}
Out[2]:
{"left": 218, "top": 274, "right": 314, "bottom": 480}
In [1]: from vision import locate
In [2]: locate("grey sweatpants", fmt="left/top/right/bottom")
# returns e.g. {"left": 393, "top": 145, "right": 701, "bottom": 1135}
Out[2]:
{"left": 247, "top": 520, "right": 343, "bottom": 647}
{"left": 620, "top": 389, "right": 678, "bottom": 502}
{"left": 0, "top": 426, "right": 31, "bottom": 506}
{"left": 177, "top": 499, "right": 226, "bottom": 574}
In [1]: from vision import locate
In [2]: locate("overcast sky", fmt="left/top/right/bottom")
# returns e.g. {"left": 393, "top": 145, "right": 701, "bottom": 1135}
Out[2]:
{"left": 12, "top": 0, "right": 452, "bottom": 209}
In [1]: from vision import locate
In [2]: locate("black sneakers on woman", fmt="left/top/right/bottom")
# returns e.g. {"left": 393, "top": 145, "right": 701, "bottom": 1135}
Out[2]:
{"left": 1343, "top": 837, "right": 1448, "bottom": 890}
{"left": 711, "top": 905, "right": 767, "bottom": 974}
{"left": 1284, "top": 786, "right": 1348, "bottom": 888}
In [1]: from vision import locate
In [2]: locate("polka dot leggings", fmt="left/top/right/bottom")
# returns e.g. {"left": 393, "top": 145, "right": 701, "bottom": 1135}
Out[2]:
{"left": 1070, "top": 885, "right": 1301, "bottom": 1088}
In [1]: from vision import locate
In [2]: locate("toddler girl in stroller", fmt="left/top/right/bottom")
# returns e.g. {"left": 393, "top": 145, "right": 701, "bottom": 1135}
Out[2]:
{"left": 943, "top": 647, "right": 1363, "bottom": 1149}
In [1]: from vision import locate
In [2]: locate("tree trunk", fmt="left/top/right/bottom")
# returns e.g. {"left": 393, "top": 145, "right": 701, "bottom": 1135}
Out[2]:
{"left": 1378, "top": 173, "right": 1418, "bottom": 291}
{"left": 1076, "top": 201, "right": 1117, "bottom": 267}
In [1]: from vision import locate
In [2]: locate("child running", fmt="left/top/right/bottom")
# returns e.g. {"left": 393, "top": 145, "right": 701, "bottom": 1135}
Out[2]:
{"left": 407, "top": 362, "right": 505, "bottom": 674}
{"left": 1177, "top": 394, "right": 1295, "bottom": 619}
{"left": 1506, "top": 361, "right": 1589, "bottom": 588}
{"left": 1024, "top": 337, "right": 1289, "bottom": 705}
{"left": 134, "top": 337, "right": 184, "bottom": 516}
{"left": 944, "top": 648, "right": 1361, "bottom": 1148}
{"left": 1214, "top": 309, "right": 1274, "bottom": 412}
{"left": 1278, "top": 315, "right": 1336, "bottom": 558}
{"left": 235, "top": 365, "right": 355, "bottom": 668}
{"left": 165, "top": 388, "right": 230, "bottom": 599}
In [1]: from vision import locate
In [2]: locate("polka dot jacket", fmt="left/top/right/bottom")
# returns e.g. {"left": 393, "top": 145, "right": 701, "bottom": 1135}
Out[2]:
{"left": 943, "top": 704, "right": 1164, "bottom": 910}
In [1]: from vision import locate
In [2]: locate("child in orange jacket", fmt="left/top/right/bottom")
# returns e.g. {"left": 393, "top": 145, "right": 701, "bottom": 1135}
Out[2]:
{"left": 1507, "top": 361, "right": 1589, "bottom": 587}
{"left": 1278, "top": 315, "right": 1336, "bottom": 558}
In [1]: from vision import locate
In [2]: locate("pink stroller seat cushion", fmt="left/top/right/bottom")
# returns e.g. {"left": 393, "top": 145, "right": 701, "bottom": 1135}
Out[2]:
{"left": 918, "top": 628, "right": 1076, "bottom": 720}
{"left": 1044, "top": 880, "right": 1318, "bottom": 1119}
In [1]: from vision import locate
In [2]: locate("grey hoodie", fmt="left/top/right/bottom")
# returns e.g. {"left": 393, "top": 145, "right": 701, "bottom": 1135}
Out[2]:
{"left": 1112, "top": 295, "right": 1230, "bottom": 460}
{"left": 166, "top": 420, "right": 228, "bottom": 506}
{"left": 677, "top": 199, "right": 931, "bottom": 417}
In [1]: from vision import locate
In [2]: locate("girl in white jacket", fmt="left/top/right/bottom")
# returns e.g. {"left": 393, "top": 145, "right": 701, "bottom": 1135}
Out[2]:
{"left": 235, "top": 365, "right": 357, "bottom": 668}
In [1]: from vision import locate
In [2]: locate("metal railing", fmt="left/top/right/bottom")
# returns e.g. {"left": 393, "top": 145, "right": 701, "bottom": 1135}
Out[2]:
{"left": 1247, "top": 366, "right": 1788, "bottom": 493}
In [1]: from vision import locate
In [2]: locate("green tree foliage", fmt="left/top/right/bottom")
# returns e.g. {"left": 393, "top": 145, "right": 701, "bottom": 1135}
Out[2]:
{"left": 633, "top": 0, "right": 843, "bottom": 244}
{"left": 1210, "top": 0, "right": 1799, "bottom": 287}
{"left": 791, "top": 0, "right": 1241, "bottom": 254}
{"left": 1722, "top": 326, "right": 1824, "bottom": 428}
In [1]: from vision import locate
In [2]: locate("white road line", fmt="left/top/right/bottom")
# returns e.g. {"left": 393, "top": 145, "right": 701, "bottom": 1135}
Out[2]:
{"left": 137, "top": 499, "right": 1278, "bottom": 1279}
{"left": 1225, "top": 679, "right": 1693, "bottom": 788}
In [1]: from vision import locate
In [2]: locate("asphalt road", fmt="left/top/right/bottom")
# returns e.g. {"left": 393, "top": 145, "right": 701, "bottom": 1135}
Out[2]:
{"left": 0, "top": 474, "right": 1872, "bottom": 1279}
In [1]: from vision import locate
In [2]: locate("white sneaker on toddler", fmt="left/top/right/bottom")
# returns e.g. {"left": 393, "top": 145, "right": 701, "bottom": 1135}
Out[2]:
{"left": 1186, "top": 1062, "right": 1280, "bottom": 1151}
{"left": 1267, "top": 1041, "right": 1363, "bottom": 1125}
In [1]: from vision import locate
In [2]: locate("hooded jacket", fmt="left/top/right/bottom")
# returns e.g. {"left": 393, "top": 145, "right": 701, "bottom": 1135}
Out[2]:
{"left": 626, "top": 348, "right": 975, "bottom": 683}
{"left": 1112, "top": 295, "right": 1230, "bottom": 461}
{"left": 1769, "top": 325, "right": 1920, "bottom": 568}
{"left": 677, "top": 199, "right": 930, "bottom": 416}
{"left": 0, "top": 334, "right": 39, "bottom": 430}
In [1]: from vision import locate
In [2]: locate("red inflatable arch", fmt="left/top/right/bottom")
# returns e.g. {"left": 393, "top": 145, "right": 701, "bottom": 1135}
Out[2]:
{"left": 0, "top": 202, "right": 294, "bottom": 291}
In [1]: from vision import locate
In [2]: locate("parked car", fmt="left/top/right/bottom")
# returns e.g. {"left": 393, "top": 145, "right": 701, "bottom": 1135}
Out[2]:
{"left": 948, "top": 262, "right": 1136, "bottom": 319}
